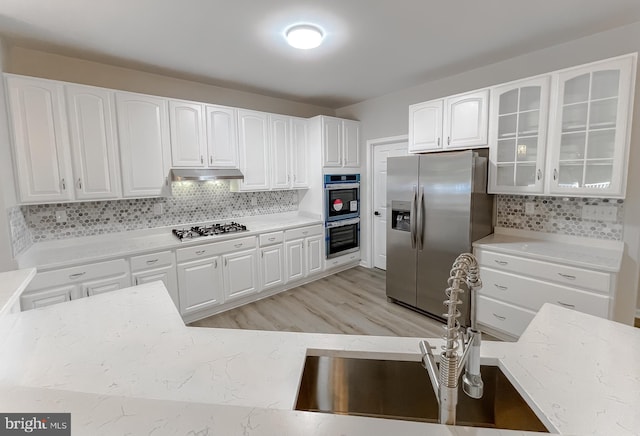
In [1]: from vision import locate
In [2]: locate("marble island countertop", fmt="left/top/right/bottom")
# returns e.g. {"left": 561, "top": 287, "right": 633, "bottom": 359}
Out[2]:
{"left": 16, "top": 211, "right": 323, "bottom": 271}
{"left": 0, "top": 281, "right": 638, "bottom": 435}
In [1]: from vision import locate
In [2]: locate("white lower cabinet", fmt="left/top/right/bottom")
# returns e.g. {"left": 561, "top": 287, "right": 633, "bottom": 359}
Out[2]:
{"left": 284, "top": 225, "right": 324, "bottom": 282}
{"left": 130, "top": 250, "right": 179, "bottom": 311}
{"left": 474, "top": 247, "right": 615, "bottom": 339}
{"left": 177, "top": 256, "right": 223, "bottom": 316}
{"left": 259, "top": 232, "right": 285, "bottom": 291}
{"left": 223, "top": 249, "right": 259, "bottom": 302}
{"left": 20, "top": 259, "right": 130, "bottom": 311}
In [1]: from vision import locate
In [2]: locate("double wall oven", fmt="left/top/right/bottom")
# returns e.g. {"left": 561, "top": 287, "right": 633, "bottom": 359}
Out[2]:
{"left": 324, "top": 174, "right": 360, "bottom": 259}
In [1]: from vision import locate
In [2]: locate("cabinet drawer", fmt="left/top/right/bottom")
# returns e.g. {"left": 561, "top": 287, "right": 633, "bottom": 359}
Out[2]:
{"left": 177, "top": 236, "right": 256, "bottom": 263}
{"left": 27, "top": 259, "right": 128, "bottom": 291}
{"left": 285, "top": 225, "right": 323, "bottom": 241}
{"left": 325, "top": 251, "right": 360, "bottom": 269}
{"left": 479, "top": 267, "right": 610, "bottom": 318}
{"left": 259, "top": 231, "right": 284, "bottom": 246}
{"left": 476, "top": 250, "right": 610, "bottom": 293}
{"left": 130, "top": 251, "right": 175, "bottom": 272}
{"left": 477, "top": 295, "right": 536, "bottom": 338}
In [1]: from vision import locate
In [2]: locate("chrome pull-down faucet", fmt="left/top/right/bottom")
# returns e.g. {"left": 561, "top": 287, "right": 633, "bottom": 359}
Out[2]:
{"left": 419, "top": 253, "right": 484, "bottom": 425}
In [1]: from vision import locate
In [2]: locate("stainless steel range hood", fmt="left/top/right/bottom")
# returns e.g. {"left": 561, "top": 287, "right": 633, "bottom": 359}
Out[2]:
{"left": 170, "top": 168, "right": 244, "bottom": 181}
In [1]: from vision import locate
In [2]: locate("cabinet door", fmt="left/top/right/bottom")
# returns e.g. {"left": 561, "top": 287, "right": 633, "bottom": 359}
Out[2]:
{"left": 488, "top": 77, "right": 550, "bottom": 194}
{"left": 82, "top": 271, "right": 130, "bottom": 297}
{"left": 169, "top": 100, "right": 206, "bottom": 167}
{"left": 444, "top": 89, "right": 489, "bottom": 149}
{"left": 342, "top": 119, "right": 360, "bottom": 168}
{"left": 223, "top": 249, "right": 259, "bottom": 302}
{"left": 237, "top": 109, "right": 270, "bottom": 190}
{"left": 285, "top": 239, "right": 305, "bottom": 282}
{"left": 206, "top": 105, "right": 238, "bottom": 168}
{"left": 290, "top": 117, "right": 309, "bottom": 188}
{"left": 270, "top": 114, "right": 291, "bottom": 189}
{"left": 408, "top": 100, "right": 443, "bottom": 153}
{"left": 20, "top": 285, "right": 74, "bottom": 311}
{"left": 177, "top": 256, "right": 223, "bottom": 316}
{"left": 65, "top": 84, "right": 121, "bottom": 200}
{"left": 6, "top": 76, "right": 73, "bottom": 203}
{"left": 322, "top": 117, "right": 342, "bottom": 167}
{"left": 306, "top": 235, "right": 324, "bottom": 276}
{"left": 116, "top": 92, "right": 171, "bottom": 197}
{"left": 132, "top": 265, "right": 179, "bottom": 311}
{"left": 260, "top": 244, "right": 284, "bottom": 290}
{"left": 547, "top": 56, "right": 635, "bottom": 197}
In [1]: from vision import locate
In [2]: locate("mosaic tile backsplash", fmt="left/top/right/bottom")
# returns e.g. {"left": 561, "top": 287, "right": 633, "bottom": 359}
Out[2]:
{"left": 15, "top": 182, "right": 298, "bottom": 246}
{"left": 496, "top": 195, "right": 624, "bottom": 241}
{"left": 8, "top": 205, "right": 32, "bottom": 257}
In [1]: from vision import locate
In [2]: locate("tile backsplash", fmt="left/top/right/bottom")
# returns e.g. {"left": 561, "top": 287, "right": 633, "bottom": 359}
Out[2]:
{"left": 12, "top": 181, "right": 298, "bottom": 250}
{"left": 8, "top": 205, "right": 32, "bottom": 257}
{"left": 496, "top": 195, "right": 624, "bottom": 241}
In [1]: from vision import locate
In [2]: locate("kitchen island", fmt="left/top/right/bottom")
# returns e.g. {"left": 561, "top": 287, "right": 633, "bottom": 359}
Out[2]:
{"left": 0, "top": 281, "right": 638, "bottom": 435}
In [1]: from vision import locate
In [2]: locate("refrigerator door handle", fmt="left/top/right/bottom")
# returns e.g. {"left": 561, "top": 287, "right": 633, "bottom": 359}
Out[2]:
{"left": 417, "top": 185, "right": 425, "bottom": 250}
{"left": 410, "top": 185, "right": 417, "bottom": 248}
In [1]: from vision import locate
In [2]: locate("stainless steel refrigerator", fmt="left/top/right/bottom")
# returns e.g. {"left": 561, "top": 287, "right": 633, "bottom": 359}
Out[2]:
{"left": 386, "top": 149, "right": 493, "bottom": 327}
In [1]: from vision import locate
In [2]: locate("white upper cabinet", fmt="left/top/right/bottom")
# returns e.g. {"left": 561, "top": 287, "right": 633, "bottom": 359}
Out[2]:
{"left": 291, "top": 117, "right": 310, "bottom": 188}
{"left": 116, "top": 91, "right": 171, "bottom": 197}
{"left": 169, "top": 100, "right": 206, "bottom": 167}
{"left": 236, "top": 109, "right": 270, "bottom": 191}
{"left": 321, "top": 116, "right": 361, "bottom": 168}
{"left": 488, "top": 76, "right": 550, "bottom": 194}
{"left": 6, "top": 75, "right": 73, "bottom": 203}
{"left": 547, "top": 55, "right": 636, "bottom": 198}
{"left": 65, "top": 84, "right": 121, "bottom": 200}
{"left": 206, "top": 105, "right": 238, "bottom": 168}
{"left": 270, "top": 114, "right": 291, "bottom": 189}
{"left": 409, "top": 89, "right": 488, "bottom": 153}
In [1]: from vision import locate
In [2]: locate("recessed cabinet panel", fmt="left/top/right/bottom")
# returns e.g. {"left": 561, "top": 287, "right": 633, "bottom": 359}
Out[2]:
{"left": 343, "top": 119, "right": 360, "bottom": 168}
{"left": 306, "top": 235, "right": 323, "bottom": 275}
{"left": 323, "top": 117, "right": 342, "bottom": 167}
{"left": 223, "top": 249, "right": 259, "bottom": 301}
{"left": 169, "top": 100, "right": 206, "bottom": 167}
{"left": 286, "top": 239, "right": 305, "bottom": 282}
{"left": 206, "top": 105, "right": 238, "bottom": 168}
{"left": 237, "top": 109, "right": 270, "bottom": 190}
{"left": 261, "top": 245, "right": 285, "bottom": 290}
{"left": 82, "top": 272, "right": 129, "bottom": 297}
{"left": 270, "top": 115, "right": 291, "bottom": 189}
{"left": 65, "top": 85, "right": 121, "bottom": 200}
{"left": 177, "top": 256, "right": 223, "bottom": 315}
{"left": 408, "top": 100, "right": 443, "bottom": 153}
{"left": 20, "top": 285, "right": 74, "bottom": 311}
{"left": 291, "top": 117, "right": 310, "bottom": 188}
{"left": 7, "top": 76, "right": 73, "bottom": 203}
{"left": 444, "top": 89, "right": 489, "bottom": 148}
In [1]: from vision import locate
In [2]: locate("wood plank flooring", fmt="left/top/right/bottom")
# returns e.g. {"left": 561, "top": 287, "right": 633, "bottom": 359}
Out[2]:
{"left": 190, "top": 266, "right": 453, "bottom": 338}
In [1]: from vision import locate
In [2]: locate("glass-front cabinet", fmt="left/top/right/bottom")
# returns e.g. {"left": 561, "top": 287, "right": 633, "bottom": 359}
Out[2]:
{"left": 547, "top": 56, "right": 635, "bottom": 198}
{"left": 488, "top": 76, "right": 550, "bottom": 194}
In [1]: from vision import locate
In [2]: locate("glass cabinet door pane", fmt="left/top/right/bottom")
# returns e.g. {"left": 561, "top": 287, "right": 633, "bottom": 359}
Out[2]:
{"left": 584, "top": 162, "right": 613, "bottom": 188}
{"left": 498, "top": 114, "right": 517, "bottom": 138}
{"left": 518, "top": 110, "right": 539, "bottom": 135}
{"left": 560, "top": 132, "right": 586, "bottom": 160}
{"left": 497, "top": 165, "right": 515, "bottom": 186}
{"left": 499, "top": 89, "right": 518, "bottom": 115}
{"left": 562, "top": 103, "right": 588, "bottom": 132}
{"left": 558, "top": 163, "right": 583, "bottom": 188}
{"left": 519, "top": 86, "right": 541, "bottom": 111}
{"left": 587, "top": 130, "right": 616, "bottom": 159}
{"left": 564, "top": 74, "right": 590, "bottom": 104}
{"left": 497, "top": 139, "right": 516, "bottom": 162}
{"left": 516, "top": 137, "right": 538, "bottom": 161}
{"left": 591, "top": 70, "right": 620, "bottom": 99}
{"left": 515, "top": 163, "right": 536, "bottom": 186}
{"left": 589, "top": 98, "right": 618, "bottom": 129}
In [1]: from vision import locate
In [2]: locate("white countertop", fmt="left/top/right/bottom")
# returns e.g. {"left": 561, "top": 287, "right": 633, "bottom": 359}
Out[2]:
{"left": 0, "top": 268, "right": 36, "bottom": 315}
{"left": 0, "top": 281, "right": 638, "bottom": 435}
{"left": 16, "top": 212, "right": 323, "bottom": 271}
{"left": 473, "top": 227, "right": 624, "bottom": 272}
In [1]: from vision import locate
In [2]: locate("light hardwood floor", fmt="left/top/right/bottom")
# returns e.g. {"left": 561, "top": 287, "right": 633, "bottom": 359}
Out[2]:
{"left": 190, "top": 266, "right": 458, "bottom": 338}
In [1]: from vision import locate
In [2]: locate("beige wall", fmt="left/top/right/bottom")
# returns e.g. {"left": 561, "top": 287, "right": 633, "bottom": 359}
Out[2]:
{"left": 336, "top": 21, "right": 640, "bottom": 323}
{"left": 0, "top": 37, "right": 18, "bottom": 271}
{"left": 7, "top": 46, "right": 334, "bottom": 118}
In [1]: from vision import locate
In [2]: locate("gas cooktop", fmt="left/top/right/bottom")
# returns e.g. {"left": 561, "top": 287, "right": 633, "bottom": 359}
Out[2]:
{"left": 172, "top": 222, "right": 248, "bottom": 241}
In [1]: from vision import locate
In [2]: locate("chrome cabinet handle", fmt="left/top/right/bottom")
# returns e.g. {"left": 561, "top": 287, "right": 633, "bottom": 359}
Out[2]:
{"left": 493, "top": 313, "right": 506, "bottom": 321}
{"left": 293, "top": 174, "right": 297, "bottom": 182}
{"left": 224, "top": 258, "right": 228, "bottom": 267}
{"left": 234, "top": 243, "right": 243, "bottom": 248}
{"left": 77, "top": 178, "right": 82, "bottom": 189}
{"left": 196, "top": 250, "right": 206, "bottom": 255}
{"left": 537, "top": 169, "right": 542, "bottom": 180}
{"left": 494, "top": 284, "right": 508, "bottom": 290}
{"left": 558, "top": 273, "right": 576, "bottom": 280}
{"left": 209, "top": 156, "right": 213, "bottom": 165}
{"left": 214, "top": 259, "right": 218, "bottom": 268}
{"left": 134, "top": 277, "right": 139, "bottom": 286}
{"left": 268, "top": 237, "right": 276, "bottom": 241}
{"left": 553, "top": 169, "right": 558, "bottom": 181}
{"left": 447, "top": 136, "right": 451, "bottom": 145}
{"left": 302, "top": 231, "right": 308, "bottom": 235}
{"left": 437, "top": 137, "right": 441, "bottom": 147}
{"left": 61, "top": 178, "right": 66, "bottom": 190}
{"left": 557, "top": 301, "right": 575, "bottom": 308}
{"left": 146, "top": 259, "right": 159, "bottom": 265}
{"left": 69, "top": 272, "right": 86, "bottom": 279}
{"left": 494, "top": 260, "right": 508, "bottom": 266}
{"left": 201, "top": 155, "right": 204, "bottom": 164}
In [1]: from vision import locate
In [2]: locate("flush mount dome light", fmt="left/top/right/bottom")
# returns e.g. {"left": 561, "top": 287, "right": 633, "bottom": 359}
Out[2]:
{"left": 286, "top": 24, "right": 324, "bottom": 49}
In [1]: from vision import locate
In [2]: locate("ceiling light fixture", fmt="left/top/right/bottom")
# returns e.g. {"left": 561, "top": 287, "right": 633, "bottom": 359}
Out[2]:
{"left": 285, "top": 24, "right": 324, "bottom": 49}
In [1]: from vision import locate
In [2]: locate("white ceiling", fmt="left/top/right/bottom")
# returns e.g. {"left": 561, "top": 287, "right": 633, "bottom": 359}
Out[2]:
{"left": 2, "top": 0, "right": 640, "bottom": 109}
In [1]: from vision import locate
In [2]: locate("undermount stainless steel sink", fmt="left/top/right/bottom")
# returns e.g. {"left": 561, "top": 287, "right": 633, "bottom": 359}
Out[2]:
{"left": 295, "top": 354, "right": 548, "bottom": 432}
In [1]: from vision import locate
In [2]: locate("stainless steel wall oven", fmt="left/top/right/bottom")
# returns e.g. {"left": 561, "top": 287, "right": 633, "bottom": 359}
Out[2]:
{"left": 325, "top": 218, "right": 360, "bottom": 259}
{"left": 324, "top": 174, "right": 360, "bottom": 222}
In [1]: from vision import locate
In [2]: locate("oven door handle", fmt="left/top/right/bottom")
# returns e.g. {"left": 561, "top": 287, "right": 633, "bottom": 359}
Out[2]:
{"left": 325, "top": 183, "right": 360, "bottom": 190}
{"left": 410, "top": 185, "right": 417, "bottom": 249}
